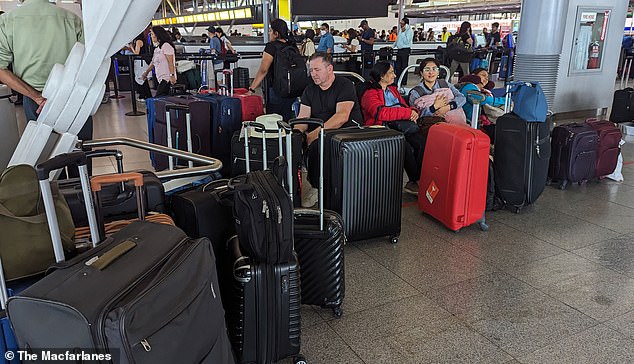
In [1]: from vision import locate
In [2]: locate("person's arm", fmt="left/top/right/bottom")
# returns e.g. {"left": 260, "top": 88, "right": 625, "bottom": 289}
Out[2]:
{"left": 305, "top": 101, "right": 354, "bottom": 144}
{"left": 0, "top": 68, "right": 44, "bottom": 107}
{"left": 249, "top": 51, "right": 273, "bottom": 90}
{"left": 327, "top": 37, "right": 333, "bottom": 54}
{"left": 409, "top": 88, "right": 432, "bottom": 117}
{"left": 166, "top": 55, "right": 176, "bottom": 84}
{"left": 131, "top": 39, "right": 143, "bottom": 55}
{"left": 142, "top": 62, "right": 154, "bottom": 80}
{"left": 225, "top": 38, "right": 235, "bottom": 53}
{"left": 449, "top": 83, "right": 466, "bottom": 108}
{"left": 294, "top": 104, "right": 312, "bottom": 133}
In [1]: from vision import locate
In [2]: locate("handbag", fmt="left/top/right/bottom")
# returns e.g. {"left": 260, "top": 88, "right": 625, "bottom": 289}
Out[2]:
{"left": 509, "top": 82, "right": 548, "bottom": 122}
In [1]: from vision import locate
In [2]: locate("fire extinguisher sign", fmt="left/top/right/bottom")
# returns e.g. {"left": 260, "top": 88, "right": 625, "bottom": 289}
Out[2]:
{"left": 601, "top": 10, "right": 610, "bottom": 41}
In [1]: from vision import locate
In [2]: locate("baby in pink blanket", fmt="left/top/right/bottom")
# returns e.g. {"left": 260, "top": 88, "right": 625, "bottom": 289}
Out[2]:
{"left": 412, "top": 88, "right": 467, "bottom": 125}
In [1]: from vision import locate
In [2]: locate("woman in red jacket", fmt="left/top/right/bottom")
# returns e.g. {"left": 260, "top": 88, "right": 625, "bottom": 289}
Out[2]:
{"left": 361, "top": 61, "right": 425, "bottom": 195}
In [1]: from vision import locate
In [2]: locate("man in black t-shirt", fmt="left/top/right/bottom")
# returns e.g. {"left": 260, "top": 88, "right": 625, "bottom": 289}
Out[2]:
{"left": 296, "top": 52, "right": 363, "bottom": 203}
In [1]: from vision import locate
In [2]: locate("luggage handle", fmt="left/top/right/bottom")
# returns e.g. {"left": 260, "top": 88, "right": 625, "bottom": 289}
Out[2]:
{"left": 85, "top": 149, "right": 125, "bottom": 189}
{"left": 0, "top": 258, "right": 8, "bottom": 310}
{"left": 164, "top": 104, "right": 194, "bottom": 169}
{"left": 87, "top": 240, "right": 136, "bottom": 270}
{"left": 466, "top": 91, "right": 485, "bottom": 130}
{"left": 90, "top": 172, "right": 146, "bottom": 238}
{"left": 242, "top": 121, "right": 268, "bottom": 172}
{"left": 285, "top": 118, "right": 325, "bottom": 230}
{"left": 36, "top": 152, "right": 101, "bottom": 262}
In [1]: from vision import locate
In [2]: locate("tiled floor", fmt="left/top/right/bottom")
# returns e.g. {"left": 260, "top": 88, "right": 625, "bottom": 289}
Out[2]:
{"left": 16, "top": 81, "right": 634, "bottom": 363}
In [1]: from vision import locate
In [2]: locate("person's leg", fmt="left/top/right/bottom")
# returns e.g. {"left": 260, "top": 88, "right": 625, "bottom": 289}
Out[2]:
{"left": 23, "top": 96, "right": 39, "bottom": 122}
{"left": 449, "top": 60, "right": 460, "bottom": 82}
{"left": 460, "top": 62, "right": 471, "bottom": 77}
{"left": 398, "top": 48, "right": 411, "bottom": 85}
{"left": 394, "top": 52, "right": 403, "bottom": 82}
{"left": 406, "top": 131, "right": 426, "bottom": 180}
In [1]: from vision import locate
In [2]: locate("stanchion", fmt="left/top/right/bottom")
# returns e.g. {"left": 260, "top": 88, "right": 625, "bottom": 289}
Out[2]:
{"left": 125, "top": 55, "right": 145, "bottom": 117}
{"left": 110, "top": 57, "right": 125, "bottom": 99}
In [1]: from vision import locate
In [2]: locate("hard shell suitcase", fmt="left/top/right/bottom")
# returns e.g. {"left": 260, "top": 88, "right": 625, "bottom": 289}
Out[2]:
{"left": 586, "top": 118, "right": 622, "bottom": 178}
{"left": 7, "top": 152, "right": 235, "bottom": 364}
{"left": 324, "top": 127, "right": 404, "bottom": 243}
{"left": 152, "top": 99, "right": 212, "bottom": 171}
{"left": 418, "top": 122, "right": 490, "bottom": 232}
{"left": 494, "top": 84, "right": 551, "bottom": 212}
{"left": 59, "top": 150, "right": 166, "bottom": 227}
{"left": 223, "top": 236, "right": 302, "bottom": 364}
{"left": 233, "top": 88, "right": 264, "bottom": 122}
{"left": 548, "top": 123, "right": 599, "bottom": 189}
{"left": 285, "top": 119, "right": 346, "bottom": 317}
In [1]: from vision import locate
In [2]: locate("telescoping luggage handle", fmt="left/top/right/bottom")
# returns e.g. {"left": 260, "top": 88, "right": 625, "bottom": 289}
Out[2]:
{"left": 36, "top": 152, "right": 101, "bottom": 262}
{"left": 90, "top": 172, "right": 146, "bottom": 240}
{"left": 466, "top": 91, "right": 486, "bottom": 130}
{"left": 284, "top": 118, "right": 325, "bottom": 230}
{"left": 164, "top": 104, "right": 194, "bottom": 170}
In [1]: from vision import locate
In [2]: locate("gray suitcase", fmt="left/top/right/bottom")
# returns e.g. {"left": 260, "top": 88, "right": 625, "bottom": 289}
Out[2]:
{"left": 7, "top": 152, "right": 235, "bottom": 364}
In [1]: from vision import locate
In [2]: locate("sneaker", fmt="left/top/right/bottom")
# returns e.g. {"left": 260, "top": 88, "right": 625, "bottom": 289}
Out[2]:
{"left": 404, "top": 181, "right": 419, "bottom": 196}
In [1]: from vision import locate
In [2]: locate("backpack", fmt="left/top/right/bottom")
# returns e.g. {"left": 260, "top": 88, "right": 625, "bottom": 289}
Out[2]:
{"left": 273, "top": 43, "right": 309, "bottom": 98}
{"left": 0, "top": 165, "right": 76, "bottom": 281}
{"left": 446, "top": 34, "right": 474, "bottom": 63}
{"left": 355, "top": 80, "right": 373, "bottom": 101}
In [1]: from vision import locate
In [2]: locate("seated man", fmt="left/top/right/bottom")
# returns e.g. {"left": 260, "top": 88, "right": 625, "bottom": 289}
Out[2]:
{"left": 295, "top": 52, "right": 363, "bottom": 206}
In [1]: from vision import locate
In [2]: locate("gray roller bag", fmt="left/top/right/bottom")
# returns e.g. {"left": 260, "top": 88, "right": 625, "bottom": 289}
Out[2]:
{"left": 6, "top": 152, "right": 234, "bottom": 364}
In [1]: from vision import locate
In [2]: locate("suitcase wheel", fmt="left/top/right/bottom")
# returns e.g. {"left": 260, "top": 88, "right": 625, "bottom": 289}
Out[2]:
{"left": 294, "top": 355, "right": 307, "bottom": 364}
{"left": 390, "top": 236, "right": 399, "bottom": 245}
{"left": 479, "top": 221, "right": 490, "bottom": 231}
{"left": 546, "top": 178, "right": 552, "bottom": 186}
{"left": 332, "top": 306, "right": 343, "bottom": 318}
{"left": 559, "top": 180, "right": 568, "bottom": 190}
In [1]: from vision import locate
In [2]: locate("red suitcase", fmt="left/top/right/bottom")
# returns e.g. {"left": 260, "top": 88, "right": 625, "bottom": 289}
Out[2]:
{"left": 585, "top": 118, "right": 622, "bottom": 178}
{"left": 234, "top": 88, "right": 264, "bottom": 121}
{"left": 418, "top": 123, "right": 490, "bottom": 232}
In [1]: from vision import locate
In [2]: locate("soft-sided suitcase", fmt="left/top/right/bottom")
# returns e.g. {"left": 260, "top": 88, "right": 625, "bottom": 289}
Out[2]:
{"left": 196, "top": 93, "right": 243, "bottom": 176}
{"left": 224, "top": 236, "right": 303, "bottom": 364}
{"left": 59, "top": 150, "right": 166, "bottom": 227}
{"left": 494, "top": 83, "right": 551, "bottom": 212}
{"left": 324, "top": 127, "right": 404, "bottom": 243}
{"left": 418, "top": 121, "right": 490, "bottom": 232}
{"left": 609, "top": 88, "right": 634, "bottom": 123}
{"left": 7, "top": 152, "right": 235, "bottom": 364}
{"left": 152, "top": 99, "right": 212, "bottom": 171}
{"left": 586, "top": 118, "right": 623, "bottom": 178}
{"left": 548, "top": 123, "right": 599, "bottom": 189}
{"left": 286, "top": 119, "right": 345, "bottom": 317}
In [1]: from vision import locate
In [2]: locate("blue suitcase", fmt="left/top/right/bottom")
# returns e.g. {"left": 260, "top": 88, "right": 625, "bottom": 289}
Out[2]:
{"left": 196, "top": 94, "right": 242, "bottom": 176}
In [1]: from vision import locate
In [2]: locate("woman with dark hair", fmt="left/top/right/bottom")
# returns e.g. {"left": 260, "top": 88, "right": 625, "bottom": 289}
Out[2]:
{"left": 360, "top": 61, "right": 424, "bottom": 195}
{"left": 248, "top": 18, "right": 297, "bottom": 120}
{"left": 127, "top": 32, "right": 152, "bottom": 100}
{"left": 300, "top": 28, "right": 316, "bottom": 57}
{"left": 447, "top": 21, "right": 474, "bottom": 79}
{"left": 343, "top": 28, "right": 359, "bottom": 52}
{"left": 409, "top": 57, "right": 465, "bottom": 119}
{"left": 141, "top": 26, "right": 177, "bottom": 97}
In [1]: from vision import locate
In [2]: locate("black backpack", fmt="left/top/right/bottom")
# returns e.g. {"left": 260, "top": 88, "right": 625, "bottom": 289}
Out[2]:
{"left": 446, "top": 34, "right": 474, "bottom": 63}
{"left": 273, "top": 44, "right": 309, "bottom": 98}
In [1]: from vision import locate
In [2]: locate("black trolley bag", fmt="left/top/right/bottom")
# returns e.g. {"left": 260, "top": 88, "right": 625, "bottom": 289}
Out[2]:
{"left": 7, "top": 152, "right": 235, "bottom": 364}
{"left": 548, "top": 123, "right": 599, "bottom": 189}
{"left": 222, "top": 156, "right": 304, "bottom": 364}
{"left": 494, "top": 83, "right": 551, "bottom": 213}
{"left": 60, "top": 149, "right": 166, "bottom": 227}
{"left": 284, "top": 118, "right": 346, "bottom": 317}
{"left": 323, "top": 126, "right": 404, "bottom": 243}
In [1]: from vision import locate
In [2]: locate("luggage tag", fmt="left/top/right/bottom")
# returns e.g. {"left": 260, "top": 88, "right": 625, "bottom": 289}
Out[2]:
{"left": 426, "top": 180, "right": 439, "bottom": 204}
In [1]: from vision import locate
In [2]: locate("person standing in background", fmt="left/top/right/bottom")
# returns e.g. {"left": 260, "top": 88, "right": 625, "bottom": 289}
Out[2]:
{"left": 358, "top": 20, "right": 375, "bottom": 52}
{"left": 426, "top": 28, "right": 435, "bottom": 41}
{"left": 487, "top": 22, "right": 501, "bottom": 48}
{"left": 441, "top": 27, "right": 452, "bottom": 42}
{"left": 482, "top": 27, "right": 491, "bottom": 47}
{"left": 388, "top": 27, "right": 398, "bottom": 42}
{"left": 141, "top": 26, "right": 176, "bottom": 97}
{"left": 317, "top": 23, "right": 334, "bottom": 53}
{"left": 127, "top": 31, "right": 152, "bottom": 101}
{"left": 394, "top": 17, "right": 413, "bottom": 85}
{"left": 300, "top": 29, "right": 317, "bottom": 58}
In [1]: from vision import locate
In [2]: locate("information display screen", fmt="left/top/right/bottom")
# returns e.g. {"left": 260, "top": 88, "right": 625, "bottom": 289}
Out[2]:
{"left": 291, "top": 0, "right": 391, "bottom": 18}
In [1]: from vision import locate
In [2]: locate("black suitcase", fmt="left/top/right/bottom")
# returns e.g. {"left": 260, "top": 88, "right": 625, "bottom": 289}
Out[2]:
{"left": 494, "top": 113, "right": 550, "bottom": 212}
{"left": 7, "top": 152, "right": 235, "bottom": 364}
{"left": 548, "top": 123, "right": 599, "bottom": 189}
{"left": 286, "top": 119, "right": 346, "bottom": 317}
{"left": 59, "top": 150, "right": 166, "bottom": 226}
{"left": 609, "top": 87, "right": 634, "bottom": 123}
{"left": 224, "top": 236, "right": 302, "bottom": 364}
{"left": 233, "top": 67, "right": 250, "bottom": 89}
{"left": 323, "top": 127, "right": 404, "bottom": 243}
{"left": 230, "top": 121, "right": 303, "bottom": 205}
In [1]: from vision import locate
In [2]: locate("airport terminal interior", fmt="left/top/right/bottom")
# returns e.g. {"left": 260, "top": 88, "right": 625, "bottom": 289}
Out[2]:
{"left": 5, "top": 0, "right": 634, "bottom": 363}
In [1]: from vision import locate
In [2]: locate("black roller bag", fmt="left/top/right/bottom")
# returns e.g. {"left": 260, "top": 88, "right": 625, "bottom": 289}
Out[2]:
{"left": 221, "top": 157, "right": 304, "bottom": 363}
{"left": 285, "top": 119, "right": 346, "bottom": 318}
{"left": 7, "top": 152, "right": 235, "bottom": 364}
